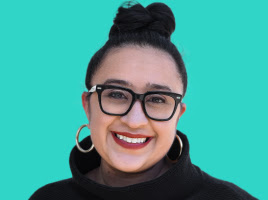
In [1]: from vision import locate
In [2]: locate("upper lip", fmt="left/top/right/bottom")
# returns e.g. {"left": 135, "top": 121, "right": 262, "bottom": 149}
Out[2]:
{"left": 111, "top": 131, "right": 152, "bottom": 138}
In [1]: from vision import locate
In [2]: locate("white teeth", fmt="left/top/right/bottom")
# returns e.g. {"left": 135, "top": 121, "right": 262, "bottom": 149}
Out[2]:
{"left": 115, "top": 133, "right": 147, "bottom": 144}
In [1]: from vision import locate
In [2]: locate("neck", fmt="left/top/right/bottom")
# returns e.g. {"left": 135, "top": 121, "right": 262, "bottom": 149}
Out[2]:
{"left": 87, "top": 157, "right": 173, "bottom": 187}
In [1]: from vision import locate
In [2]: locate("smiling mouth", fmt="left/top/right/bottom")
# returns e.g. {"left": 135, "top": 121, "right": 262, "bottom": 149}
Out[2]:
{"left": 111, "top": 131, "right": 152, "bottom": 149}
{"left": 114, "top": 132, "right": 149, "bottom": 144}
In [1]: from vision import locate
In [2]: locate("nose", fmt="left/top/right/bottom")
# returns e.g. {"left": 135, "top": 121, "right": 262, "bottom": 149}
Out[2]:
{"left": 120, "top": 100, "right": 149, "bottom": 128}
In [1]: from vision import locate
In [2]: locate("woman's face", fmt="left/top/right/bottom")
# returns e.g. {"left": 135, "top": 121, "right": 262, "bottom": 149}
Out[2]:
{"left": 82, "top": 46, "right": 186, "bottom": 173}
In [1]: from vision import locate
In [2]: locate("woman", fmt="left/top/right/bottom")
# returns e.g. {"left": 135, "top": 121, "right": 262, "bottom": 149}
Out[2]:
{"left": 30, "top": 1, "right": 257, "bottom": 200}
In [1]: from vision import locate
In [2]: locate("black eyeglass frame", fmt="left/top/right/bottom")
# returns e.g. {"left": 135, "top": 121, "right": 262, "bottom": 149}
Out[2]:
{"left": 87, "top": 84, "right": 183, "bottom": 121}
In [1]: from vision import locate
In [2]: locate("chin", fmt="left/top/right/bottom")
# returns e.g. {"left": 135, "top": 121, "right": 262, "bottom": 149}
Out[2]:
{"left": 111, "top": 160, "right": 148, "bottom": 174}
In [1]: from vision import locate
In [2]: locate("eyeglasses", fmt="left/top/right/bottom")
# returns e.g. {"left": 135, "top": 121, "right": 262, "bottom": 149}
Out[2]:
{"left": 87, "top": 84, "right": 182, "bottom": 121}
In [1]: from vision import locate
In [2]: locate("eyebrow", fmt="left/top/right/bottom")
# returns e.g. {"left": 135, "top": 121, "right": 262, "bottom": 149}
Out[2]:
{"left": 147, "top": 83, "right": 172, "bottom": 92}
{"left": 103, "top": 79, "right": 131, "bottom": 86}
{"left": 102, "top": 79, "right": 172, "bottom": 92}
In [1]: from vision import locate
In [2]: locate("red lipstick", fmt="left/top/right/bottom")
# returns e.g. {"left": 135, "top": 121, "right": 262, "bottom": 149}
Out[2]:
{"left": 111, "top": 131, "right": 153, "bottom": 149}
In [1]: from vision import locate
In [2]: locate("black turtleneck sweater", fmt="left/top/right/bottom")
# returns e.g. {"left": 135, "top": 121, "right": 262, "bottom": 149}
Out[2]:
{"left": 29, "top": 130, "right": 258, "bottom": 200}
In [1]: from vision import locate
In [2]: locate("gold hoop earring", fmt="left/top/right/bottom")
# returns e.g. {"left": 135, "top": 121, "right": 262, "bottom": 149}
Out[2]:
{"left": 166, "top": 134, "right": 183, "bottom": 163}
{"left": 177, "top": 134, "right": 183, "bottom": 157}
{"left": 75, "top": 124, "right": 94, "bottom": 153}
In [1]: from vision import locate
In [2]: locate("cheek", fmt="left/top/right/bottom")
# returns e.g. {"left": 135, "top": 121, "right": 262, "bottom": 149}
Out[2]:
{"left": 155, "top": 117, "right": 178, "bottom": 136}
{"left": 90, "top": 112, "right": 113, "bottom": 138}
{"left": 88, "top": 96, "right": 108, "bottom": 130}
{"left": 89, "top": 108, "right": 116, "bottom": 150}
{"left": 152, "top": 121, "right": 177, "bottom": 148}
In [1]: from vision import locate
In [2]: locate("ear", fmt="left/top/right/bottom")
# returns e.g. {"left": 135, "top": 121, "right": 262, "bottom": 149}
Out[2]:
{"left": 82, "top": 92, "right": 91, "bottom": 128}
{"left": 176, "top": 103, "right": 186, "bottom": 124}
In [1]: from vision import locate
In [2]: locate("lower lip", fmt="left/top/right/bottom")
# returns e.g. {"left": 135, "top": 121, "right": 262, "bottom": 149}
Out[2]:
{"left": 111, "top": 132, "right": 152, "bottom": 150}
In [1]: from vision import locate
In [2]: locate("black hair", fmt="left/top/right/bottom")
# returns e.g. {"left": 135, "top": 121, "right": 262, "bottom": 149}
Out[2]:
{"left": 85, "top": 1, "right": 187, "bottom": 98}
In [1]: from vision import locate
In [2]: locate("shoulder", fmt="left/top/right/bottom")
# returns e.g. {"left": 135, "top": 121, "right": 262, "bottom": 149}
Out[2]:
{"left": 194, "top": 166, "right": 258, "bottom": 200}
{"left": 29, "top": 178, "right": 88, "bottom": 200}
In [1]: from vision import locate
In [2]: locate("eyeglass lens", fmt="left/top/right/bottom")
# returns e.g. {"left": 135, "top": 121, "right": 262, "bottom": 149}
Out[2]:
{"left": 101, "top": 88, "right": 175, "bottom": 120}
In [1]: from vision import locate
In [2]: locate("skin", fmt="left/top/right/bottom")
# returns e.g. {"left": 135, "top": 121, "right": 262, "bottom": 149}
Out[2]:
{"left": 82, "top": 45, "right": 186, "bottom": 187}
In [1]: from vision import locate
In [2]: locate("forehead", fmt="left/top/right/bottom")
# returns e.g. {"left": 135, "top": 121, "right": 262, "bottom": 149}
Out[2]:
{"left": 91, "top": 45, "right": 183, "bottom": 93}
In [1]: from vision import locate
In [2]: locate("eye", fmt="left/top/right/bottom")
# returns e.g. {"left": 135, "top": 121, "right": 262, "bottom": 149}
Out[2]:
{"left": 108, "top": 91, "right": 127, "bottom": 99}
{"left": 147, "top": 96, "right": 166, "bottom": 103}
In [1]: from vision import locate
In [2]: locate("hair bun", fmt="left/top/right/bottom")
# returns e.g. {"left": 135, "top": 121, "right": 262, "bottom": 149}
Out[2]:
{"left": 109, "top": 2, "right": 175, "bottom": 40}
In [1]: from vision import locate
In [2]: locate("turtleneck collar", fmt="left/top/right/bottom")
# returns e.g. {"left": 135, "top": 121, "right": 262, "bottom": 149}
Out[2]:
{"left": 69, "top": 130, "right": 203, "bottom": 200}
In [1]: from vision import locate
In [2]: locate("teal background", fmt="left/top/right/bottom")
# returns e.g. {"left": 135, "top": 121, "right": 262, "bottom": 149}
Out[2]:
{"left": 0, "top": 0, "right": 267, "bottom": 199}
